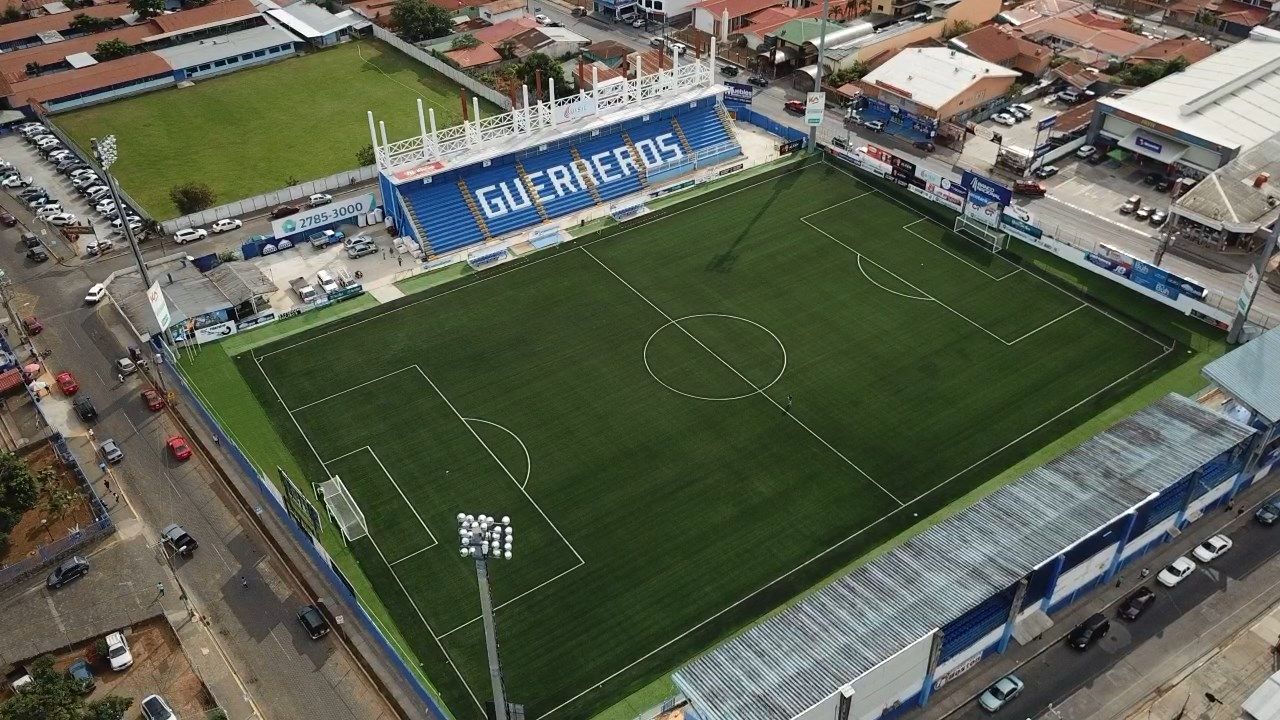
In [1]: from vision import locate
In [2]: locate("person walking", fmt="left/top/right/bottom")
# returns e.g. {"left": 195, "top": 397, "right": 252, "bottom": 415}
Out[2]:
{"left": 156, "top": 582, "right": 164, "bottom": 597}
{"left": 784, "top": 394, "right": 793, "bottom": 412}
{"left": 116, "top": 373, "right": 124, "bottom": 384}
{"left": 240, "top": 575, "right": 249, "bottom": 589}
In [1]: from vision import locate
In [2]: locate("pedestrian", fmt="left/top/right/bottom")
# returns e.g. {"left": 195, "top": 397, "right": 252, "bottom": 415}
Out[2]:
{"left": 1140, "top": 567, "right": 1150, "bottom": 579}
{"left": 240, "top": 575, "right": 248, "bottom": 589}
{"left": 156, "top": 582, "right": 164, "bottom": 596}
{"left": 116, "top": 373, "right": 123, "bottom": 384}
{"left": 104, "top": 478, "right": 111, "bottom": 494}
{"left": 784, "top": 394, "right": 793, "bottom": 412}
{"left": 1115, "top": 575, "right": 1123, "bottom": 588}
{"left": 212, "top": 435, "right": 220, "bottom": 446}
{"left": 112, "top": 490, "right": 120, "bottom": 501}
{"left": 98, "top": 461, "right": 107, "bottom": 474}
{"left": 397, "top": 255, "right": 403, "bottom": 267}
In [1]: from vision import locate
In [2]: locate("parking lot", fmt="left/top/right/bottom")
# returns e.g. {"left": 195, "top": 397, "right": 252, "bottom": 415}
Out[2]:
{"left": 1043, "top": 157, "right": 1184, "bottom": 236}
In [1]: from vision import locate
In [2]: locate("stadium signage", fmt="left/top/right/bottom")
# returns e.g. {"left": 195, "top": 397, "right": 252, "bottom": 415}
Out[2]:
{"left": 723, "top": 82, "right": 754, "bottom": 106}
{"left": 474, "top": 133, "right": 685, "bottom": 219}
{"left": 554, "top": 95, "right": 599, "bottom": 123}
{"left": 959, "top": 171, "right": 1012, "bottom": 206}
{"left": 272, "top": 193, "right": 379, "bottom": 239}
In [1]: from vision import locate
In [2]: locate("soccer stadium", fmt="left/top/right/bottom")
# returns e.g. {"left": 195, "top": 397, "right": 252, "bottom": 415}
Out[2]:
{"left": 178, "top": 44, "right": 1280, "bottom": 720}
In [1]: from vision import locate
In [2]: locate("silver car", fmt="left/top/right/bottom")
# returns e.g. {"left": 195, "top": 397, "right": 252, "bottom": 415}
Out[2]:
{"left": 979, "top": 674, "right": 1024, "bottom": 712}
{"left": 100, "top": 439, "right": 124, "bottom": 464}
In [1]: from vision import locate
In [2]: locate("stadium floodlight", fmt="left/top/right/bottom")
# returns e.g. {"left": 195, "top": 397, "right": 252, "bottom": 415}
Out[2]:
{"left": 459, "top": 512, "right": 516, "bottom": 720}
{"left": 90, "top": 135, "right": 150, "bottom": 288}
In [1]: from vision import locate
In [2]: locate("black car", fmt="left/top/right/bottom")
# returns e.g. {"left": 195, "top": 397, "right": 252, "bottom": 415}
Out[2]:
{"left": 1118, "top": 587, "right": 1156, "bottom": 621}
{"left": 1085, "top": 151, "right": 1107, "bottom": 165}
{"left": 298, "top": 604, "right": 331, "bottom": 639}
{"left": 1256, "top": 495, "right": 1280, "bottom": 525}
{"left": 1067, "top": 612, "right": 1110, "bottom": 649}
{"left": 21, "top": 231, "right": 40, "bottom": 249}
{"left": 913, "top": 140, "right": 936, "bottom": 152}
{"left": 719, "top": 65, "right": 739, "bottom": 77}
{"left": 73, "top": 396, "right": 97, "bottom": 421}
{"left": 1142, "top": 172, "right": 1163, "bottom": 186}
{"left": 46, "top": 555, "right": 89, "bottom": 589}
{"left": 26, "top": 246, "right": 48, "bottom": 263}
{"left": 66, "top": 659, "right": 94, "bottom": 693}
{"left": 747, "top": 75, "right": 769, "bottom": 87}
{"left": 160, "top": 523, "right": 198, "bottom": 557}
{"left": 1154, "top": 177, "right": 1174, "bottom": 192}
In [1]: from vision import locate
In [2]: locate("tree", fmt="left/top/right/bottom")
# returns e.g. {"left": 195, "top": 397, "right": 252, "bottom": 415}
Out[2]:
{"left": 942, "top": 19, "right": 974, "bottom": 38}
{"left": 95, "top": 38, "right": 134, "bottom": 60}
{"left": 827, "top": 59, "right": 870, "bottom": 86}
{"left": 169, "top": 181, "right": 217, "bottom": 214}
{"left": 129, "top": 0, "right": 163, "bottom": 18}
{"left": 1, "top": 6, "right": 23, "bottom": 22}
{"left": 0, "top": 655, "right": 133, "bottom": 720}
{"left": 0, "top": 451, "right": 39, "bottom": 538}
{"left": 70, "top": 13, "right": 117, "bottom": 33}
{"left": 1113, "top": 56, "right": 1191, "bottom": 87}
{"left": 356, "top": 143, "right": 376, "bottom": 166}
{"left": 390, "top": 0, "right": 452, "bottom": 41}
{"left": 42, "top": 481, "right": 75, "bottom": 525}
{"left": 451, "top": 33, "right": 480, "bottom": 50}
{"left": 514, "top": 53, "right": 569, "bottom": 97}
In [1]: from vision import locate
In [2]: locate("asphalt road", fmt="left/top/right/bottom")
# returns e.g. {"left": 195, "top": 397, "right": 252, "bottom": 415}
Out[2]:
{"left": 948, "top": 518, "right": 1280, "bottom": 720}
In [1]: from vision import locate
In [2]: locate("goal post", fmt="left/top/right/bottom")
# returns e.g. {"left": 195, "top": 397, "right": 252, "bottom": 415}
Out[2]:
{"left": 318, "top": 476, "right": 368, "bottom": 543}
{"left": 953, "top": 216, "right": 1009, "bottom": 252}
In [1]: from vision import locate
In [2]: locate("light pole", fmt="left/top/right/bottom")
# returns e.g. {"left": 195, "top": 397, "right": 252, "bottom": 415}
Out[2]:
{"left": 808, "top": 0, "right": 831, "bottom": 148}
{"left": 458, "top": 513, "right": 515, "bottom": 720}
{"left": 91, "top": 135, "right": 150, "bottom": 288}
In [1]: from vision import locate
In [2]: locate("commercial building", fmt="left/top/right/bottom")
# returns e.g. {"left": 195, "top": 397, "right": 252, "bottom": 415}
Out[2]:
{"left": 855, "top": 47, "right": 1018, "bottom": 139}
{"left": 1163, "top": 130, "right": 1280, "bottom": 251}
{"left": 1090, "top": 27, "right": 1280, "bottom": 176}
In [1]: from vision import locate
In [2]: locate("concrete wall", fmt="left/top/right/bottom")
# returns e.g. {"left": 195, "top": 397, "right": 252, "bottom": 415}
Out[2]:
{"left": 936, "top": 74, "right": 1017, "bottom": 121}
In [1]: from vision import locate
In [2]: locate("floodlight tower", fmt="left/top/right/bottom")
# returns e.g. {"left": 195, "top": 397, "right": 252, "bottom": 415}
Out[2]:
{"left": 91, "top": 135, "right": 150, "bottom": 287}
{"left": 458, "top": 513, "right": 515, "bottom": 720}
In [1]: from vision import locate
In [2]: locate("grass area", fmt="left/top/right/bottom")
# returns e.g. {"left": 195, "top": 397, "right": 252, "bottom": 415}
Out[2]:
{"left": 178, "top": 159, "right": 1221, "bottom": 720}
{"left": 221, "top": 295, "right": 378, "bottom": 355}
{"left": 53, "top": 39, "right": 500, "bottom": 219}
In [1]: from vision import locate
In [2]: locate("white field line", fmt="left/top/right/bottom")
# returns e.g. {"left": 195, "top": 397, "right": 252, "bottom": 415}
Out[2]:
{"left": 580, "top": 246, "right": 905, "bottom": 507}
{"left": 435, "top": 560, "right": 586, "bottom": 639}
{"left": 538, "top": 340, "right": 1179, "bottom": 720}
{"left": 327, "top": 445, "right": 439, "bottom": 554}
{"left": 1005, "top": 304, "right": 1088, "bottom": 345}
{"left": 901, "top": 218, "right": 1022, "bottom": 282}
{"left": 252, "top": 351, "right": 485, "bottom": 714}
{"left": 291, "top": 366, "right": 418, "bottom": 412}
{"left": 857, "top": 254, "right": 932, "bottom": 301}
{"left": 256, "top": 157, "right": 827, "bottom": 360}
{"left": 388, "top": 545, "right": 434, "bottom": 567}
{"left": 464, "top": 417, "right": 532, "bottom": 489}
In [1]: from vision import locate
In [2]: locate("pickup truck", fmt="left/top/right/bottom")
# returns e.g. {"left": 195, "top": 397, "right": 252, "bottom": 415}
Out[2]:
{"left": 308, "top": 229, "right": 345, "bottom": 249}
{"left": 289, "top": 277, "right": 318, "bottom": 303}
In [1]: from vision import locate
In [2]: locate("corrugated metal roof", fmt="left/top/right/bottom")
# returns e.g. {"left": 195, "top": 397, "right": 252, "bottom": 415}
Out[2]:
{"left": 152, "top": 23, "right": 296, "bottom": 68}
{"left": 1202, "top": 325, "right": 1280, "bottom": 423}
{"left": 673, "top": 394, "right": 1254, "bottom": 720}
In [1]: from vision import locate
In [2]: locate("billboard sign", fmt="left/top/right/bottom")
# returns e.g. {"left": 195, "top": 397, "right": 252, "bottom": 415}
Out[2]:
{"left": 806, "top": 92, "right": 825, "bottom": 126}
{"left": 1134, "top": 135, "right": 1163, "bottom": 153}
{"left": 960, "top": 170, "right": 1013, "bottom": 206}
{"left": 146, "top": 281, "right": 171, "bottom": 332}
{"left": 723, "top": 82, "right": 754, "bottom": 106}
{"left": 999, "top": 213, "right": 1043, "bottom": 243}
{"left": 1238, "top": 264, "right": 1260, "bottom": 315}
{"left": 1037, "top": 114, "right": 1059, "bottom": 131}
{"left": 553, "top": 94, "right": 599, "bottom": 123}
{"left": 271, "top": 193, "right": 379, "bottom": 239}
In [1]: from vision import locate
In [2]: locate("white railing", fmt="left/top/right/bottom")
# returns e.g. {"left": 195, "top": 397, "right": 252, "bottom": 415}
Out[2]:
{"left": 371, "top": 46, "right": 717, "bottom": 174}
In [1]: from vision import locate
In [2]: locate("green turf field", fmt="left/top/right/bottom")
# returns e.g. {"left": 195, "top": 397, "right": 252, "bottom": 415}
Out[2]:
{"left": 52, "top": 40, "right": 498, "bottom": 219}
{"left": 207, "top": 159, "right": 1191, "bottom": 720}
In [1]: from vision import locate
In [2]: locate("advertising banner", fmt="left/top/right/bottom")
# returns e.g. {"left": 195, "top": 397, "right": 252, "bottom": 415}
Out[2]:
{"left": 272, "top": 193, "right": 379, "bottom": 239}
{"left": 553, "top": 94, "right": 599, "bottom": 124}
{"left": 960, "top": 171, "right": 1013, "bottom": 206}
{"left": 1037, "top": 114, "right": 1059, "bottom": 131}
{"left": 1238, "top": 264, "right": 1260, "bottom": 315}
{"left": 1086, "top": 252, "right": 1132, "bottom": 279}
{"left": 146, "top": 281, "right": 171, "bottom": 332}
{"left": 999, "top": 213, "right": 1043, "bottom": 243}
{"left": 805, "top": 92, "right": 825, "bottom": 126}
{"left": 723, "top": 82, "right": 754, "bottom": 106}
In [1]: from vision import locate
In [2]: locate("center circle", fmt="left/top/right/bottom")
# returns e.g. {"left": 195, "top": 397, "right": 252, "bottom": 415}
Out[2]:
{"left": 642, "top": 314, "right": 787, "bottom": 401}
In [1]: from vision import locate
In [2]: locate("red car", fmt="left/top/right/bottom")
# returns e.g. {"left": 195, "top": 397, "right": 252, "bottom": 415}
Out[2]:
{"left": 22, "top": 316, "right": 42, "bottom": 335}
{"left": 55, "top": 371, "right": 79, "bottom": 395}
{"left": 167, "top": 436, "right": 192, "bottom": 462}
{"left": 1014, "top": 181, "right": 1047, "bottom": 197}
{"left": 0, "top": 212, "right": 16, "bottom": 227}
{"left": 142, "top": 388, "right": 166, "bottom": 412}
{"left": 783, "top": 100, "right": 805, "bottom": 115}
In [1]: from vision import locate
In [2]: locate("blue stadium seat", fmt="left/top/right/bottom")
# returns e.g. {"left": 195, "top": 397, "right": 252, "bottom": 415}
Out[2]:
{"left": 462, "top": 161, "right": 543, "bottom": 238}
{"left": 677, "top": 105, "right": 733, "bottom": 152}
{"left": 399, "top": 180, "right": 484, "bottom": 257}
{"left": 573, "top": 134, "right": 642, "bottom": 202}
{"left": 520, "top": 146, "right": 597, "bottom": 219}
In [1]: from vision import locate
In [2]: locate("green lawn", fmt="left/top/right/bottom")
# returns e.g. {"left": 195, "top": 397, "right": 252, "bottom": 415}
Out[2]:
{"left": 180, "top": 159, "right": 1217, "bottom": 720}
{"left": 52, "top": 39, "right": 499, "bottom": 219}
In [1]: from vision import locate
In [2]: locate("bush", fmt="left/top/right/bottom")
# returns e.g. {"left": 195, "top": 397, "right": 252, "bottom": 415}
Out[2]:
{"left": 169, "top": 182, "right": 216, "bottom": 214}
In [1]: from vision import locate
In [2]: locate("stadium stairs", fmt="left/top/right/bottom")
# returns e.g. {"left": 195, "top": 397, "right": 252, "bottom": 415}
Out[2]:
{"left": 456, "top": 178, "right": 493, "bottom": 241}
{"left": 515, "top": 161, "right": 551, "bottom": 222}
{"left": 397, "top": 183, "right": 485, "bottom": 257}
{"left": 620, "top": 131, "right": 649, "bottom": 187}
{"left": 670, "top": 116, "right": 694, "bottom": 156}
{"left": 569, "top": 147, "right": 606, "bottom": 205}
{"left": 715, "top": 105, "right": 736, "bottom": 140}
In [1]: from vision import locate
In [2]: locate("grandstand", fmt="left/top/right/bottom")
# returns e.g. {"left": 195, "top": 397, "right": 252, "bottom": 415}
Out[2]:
{"left": 371, "top": 44, "right": 742, "bottom": 258}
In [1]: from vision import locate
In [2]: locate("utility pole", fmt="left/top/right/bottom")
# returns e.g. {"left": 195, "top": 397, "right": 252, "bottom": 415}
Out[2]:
{"left": 91, "top": 135, "right": 150, "bottom": 288}
{"left": 1227, "top": 219, "right": 1279, "bottom": 344}
{"left": 809, "top": 0, "right": 831, "bottom": 149}
{"left": 0, "top": 269, "right": 26, "bottom": 345}
{"left": 458, "top": 513, "right": 515, "bottom": 720}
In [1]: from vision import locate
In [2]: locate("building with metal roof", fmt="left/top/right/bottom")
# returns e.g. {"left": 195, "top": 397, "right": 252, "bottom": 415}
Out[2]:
{"left": 674, "top": 393, "right": 1261, "bottom": 720}
{"left": 1168, "top": 129, "right": 1280, "bottom": 235}
{"left": 111, "top": 255, "right": 276, "bottom": 338}
{"left": 1090, "top": 26, "right": 1280, "bottom": 175}
{"left": 1203, "top": 325, "right": 1280, "bottom": 424}
{"left": 264, "top": 2, "right": 368, "bottom": 46}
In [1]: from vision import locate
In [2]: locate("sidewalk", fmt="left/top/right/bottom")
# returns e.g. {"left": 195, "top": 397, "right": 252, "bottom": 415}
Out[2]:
{"left": 907, "top": 471, "right": 1280, "bottom": 720}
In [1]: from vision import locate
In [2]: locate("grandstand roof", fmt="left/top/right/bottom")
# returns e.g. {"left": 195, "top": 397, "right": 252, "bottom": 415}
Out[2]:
{"left": 673, "top": 393, "right": 1254, "bottom": 720}
{"left": 113, "top": 255, "right": 274, "bottom": 333}
{"left": 1202, "top": 326, "right": 1280, "bottom": 423}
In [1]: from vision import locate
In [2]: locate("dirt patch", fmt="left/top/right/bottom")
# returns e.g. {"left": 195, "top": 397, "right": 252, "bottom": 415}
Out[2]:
{"left": 0, "top": 442, "right": 95, "bottom": 566}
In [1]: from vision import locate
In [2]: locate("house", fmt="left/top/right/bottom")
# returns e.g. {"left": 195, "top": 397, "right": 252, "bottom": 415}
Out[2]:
{"left": 264, "top": 1, "right": 369, "bottom": 46}
{"left": 1166, "top": 0, "right": 1273, "bottom": 38}
{"left": 856, "top": 46, "right": 1019, "bottom": 136}
{"left": 573, "top": 58, "right": 627, "bottom": 88}
{"left": 509, "top": 25, "right": 588, "bottom": 57}
{"left": 996, "top": 0, "right": 1087, "bottom": 26}
{"left": 478, "top": 0, "right": 524, "bottom": 23}
{"left": 1126, "top": 37, "right": 1214, "bottom": 65}
{"left": 692, "top": 0, "right": 786, "bottom": 40}
{"left": 582, "top": 39, "right": 634, "bottom": 66}
{"left": 469, "top": 16, "right": 538, "bottom": 43}
{"left": 950, "top": 24, "right": 1051, "bottom": 75}
{"left": 444, "top": 43, "right": 503, "bottom": 68}
{"left": 1018, "top": 16, "right": 1157, "bottom": 67}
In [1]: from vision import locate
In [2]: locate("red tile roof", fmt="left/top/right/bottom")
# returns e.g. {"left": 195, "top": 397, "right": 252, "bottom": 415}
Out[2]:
{"left": 1071, "top": 11, "right": 1126, "bottom": 29}
{"left": 737, "top": 4, "right": 821, "bottom": 37}
{"left": 0, "top": 23, "right": 154, "bottom": 75}
{"left": 1023, "top": 17, "right": 1155, "bottom": 58}
{"left": 444, "top": 43, "right": 501, "bottom": 67}
{"left": 952, "top": 25, "right": 1051, "bottom": 74}
{"left": 5, "top": 50, "right": 169, "bottom": 105}
{"left": 1214, "top": 0, "right": 1269, "bottom": 24}
{"left": 691, "top": 0, "right": 781, "bottom": 20}
{"left": 630, "top": 47, "right": 673, "bottom": 75}
{"left": 470, "top": 16, "right": 536, "bottom": 43}
{"left": 150, "top": 0, "right": 255, "bottom": 35}
{"left": 1128, "top": 37, "right": 1214, "bottom": 63}
{"left": 0, "top": 2, "right": 132, "bottom": 44}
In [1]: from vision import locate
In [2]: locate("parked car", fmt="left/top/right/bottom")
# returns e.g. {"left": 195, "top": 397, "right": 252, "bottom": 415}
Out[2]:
{"left": 913, "top": 140, "right": 936, "bottom": 152}
{"left": 1156, "top": 556, "right": 1197, "bottom": 587}
{"left": 1006, "top": 106, "right": 1028, "bottom": 120}
{"left": 783, "top": 100, "right": 804, "bottom": 115}
{"left": 73, "top": 396, "right": 97, "bottom": 421}
{"left": 1149, "top": 208, "right": 1168, "bottom": 226}
{"left": 46, "top": 555, "right": 90, "bottom": 589}
{"left": 1033, "top": 165, "right": 1059, "bottom": 179}
{"left": 1118, "top": 586, "right": 1155, "bottom": 621}
{"left": 46, "top": 212, "right": 77, "bottom": 226}
{"left": 347, "top": 240, "right": 377, "bottom": 259}
{"left": 142, "top": 387, "right": 166, "bottom": 411}
{"left": 160, "top": 523, "right": 197, "bottom": 557}
{"left": 174, "top": 227, "right": 208, "bottom": 244}
{"left": 26, "top": 246, "right": 47, "bottom": 263}
{"left": 1014, "top": 181, "right": 1046, "bottom": 197}
{"left": 17, "top": 186, "right": 45, "bottom": 200}
{"left": 1, "top": 210, "right": 20, "bottom": 226}
{"left": 864, "top": 120, "right": 885, "bottom": 133}
{"left": 631, "top": 16, "right": 644, "bottom": 26}
{"left": 1192, "top": 534, "right": 1232, "bottom": 562}
{"left": 1, "top": 174, "right": 31, "bottom": 188}
{"left": 20, "top": 231, "right": 39, "bottom": 248}
{"left": 1010, "top": 103, "right": 1034, "bottom": 116}
{"left": 105, "top": 632, "right": 133, "bottom": 671}
{"left": 1256, "top": 495, "right": 1280, "bottom": 525}
{"left": 22, "top": 316, "right": 42, "bottom": 335}
{"left": 1135, "top": 205, "right": 1153, "bottom": 221}
{"left": 56, "top": 370, "right": 79, "bottom": 395}
{"left": 308, "top": 193, "right": 333, "bottom": 207}
{"left": 66, "top": 659, "right": 94, "bottom": 693}
{"left": 1120, "top": 195, "right": 1141, "bottom": 214}
{"left": 1066, "top": 612, "right": 1110, "bottom": 649}
{"left": 298, "top": 604, "right": 331, "bottom": 639}
{"left": 271, "top": 204, "right": 300, "bottom": 219}
{"left": 992, "top": 113, "right": 1017, "bottom": 126}
{"left": 116, "top": 357, "right": 136, "bottom": 376}
{"left": 36, "top": 204, "right": 64, "bottom": 219}
{"left": 748, "top": 75, "right": 769, "bottom": 87}
{"left": 85, "top": 283, "right": 106, "bottom": 304}
{"left": 1142, "top": 172, "right": 1164, "bottom": 186}
{"left": 978, "top": 675, "right": 1024, "bottom": 712}
{"left": 719, "top": 64, "right": 739, "bottom": 77}
{"left": 211, "top": 218, "right": 243, "bottom": 233}
{"left": 1154, "top": 177, "right": 1174, "bottom": 192}
{"left": 140, "top": 695, "right": 175, "bottom": 720}
{"left": 534, "top": 12, "right": 549, "bottom": 22}
{"left": 99, "top": 439, "right": 124, "bottom": 464}
{"left": 167, "top": 436, "right": 192, "bottom": 462}
{"left": 1075, "top": 145, "right": 1098, "bottom": 159}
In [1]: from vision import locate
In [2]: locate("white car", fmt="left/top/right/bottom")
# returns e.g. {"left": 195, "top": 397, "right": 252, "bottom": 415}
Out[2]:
{"left": 85, "top": 283, "right": 107, "bottom": 304}
{"left": 1076, "top": 145, "right": 1098, "bottom": 159}
{"left": 70, "top": 168, "right": 97, "bottom": 179}
{"left": 1157, "top": 556, "right": 1197, "bottom": 587}
{"left": 1192, "top": 534, "right": 1232, "bottom": 562}
{"left": 535, "top": 12, "right": 548, "bottom": 23}
{"left": 1, "top": 175, "right": 31, "bottom": 188}
{"left": 211, "top": 218, "right": 243, "bottom": 233}
{"left": 173, "top": 227, "right": 208, "bottom": 244}
{"left": 35, "top": 205, "right": 64, "bottom": 219}
{"left": 140, "top": 695, "right": 176, "bottom": 720}
{"left": 111, "top": 214, "right": 142, "bottom": 229}
{"left": 992, "top": 113, "right": 1017, "bottom": 126}
{"left": 1010, "top": 103, "right": 1034, "bottom": 116}
{"left": 86, "top": 238, "right": 115, "bottom": 255}
{"left": 978, "top": 674, "right": 1025, "bottom": 712}
{"left": 105, "top": 631, "right": 133, "bottom": 671}
{"left": 95, "top": 200, "right": 117, "bottom": 213}
{"left": 631, "top": 16, "right": 645, "bottom": 26}
{"left": 308, "top": 193, "right": 332, "bottom": 207}
{"left": 46, "top": 212, "right": 77, "bottom": 226}
{"left": 47, "top": 149, "right": 71, "bottom": 161}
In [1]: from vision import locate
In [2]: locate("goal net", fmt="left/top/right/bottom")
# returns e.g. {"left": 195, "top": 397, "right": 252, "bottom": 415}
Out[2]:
{"left": 953, "top": 216, "right": 1009, "bottom": 252}
{"left": 318, "top": 476, "right": 367, "bottom": 543}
